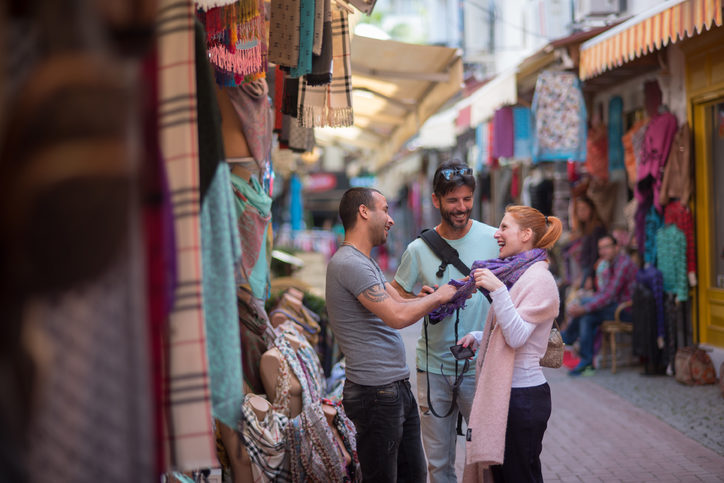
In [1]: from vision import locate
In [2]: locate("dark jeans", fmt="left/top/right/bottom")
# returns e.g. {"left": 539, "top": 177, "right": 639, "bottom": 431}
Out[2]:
{"left": 563, "top": 302, "right": 631, "bottom": 368}
{"left": 491, "top": 383, "right": 551, "bottom": 483}
{"left": 342, "top": 378, "right": 427, "bottom": 483}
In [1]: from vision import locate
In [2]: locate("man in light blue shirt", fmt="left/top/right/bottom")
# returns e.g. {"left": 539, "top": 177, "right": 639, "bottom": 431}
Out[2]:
{"left": 391, "top": 161, "right": 499, "bottom": 483}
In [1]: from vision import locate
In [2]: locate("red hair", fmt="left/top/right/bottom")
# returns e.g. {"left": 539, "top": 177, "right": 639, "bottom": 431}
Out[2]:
{"left": 505, "top": 205, "right": 562, "bottom": 250}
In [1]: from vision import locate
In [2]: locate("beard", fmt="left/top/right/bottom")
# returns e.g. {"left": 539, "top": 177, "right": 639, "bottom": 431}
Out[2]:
{"left": 440, "top": 205, "right": 471, "bottom": 230}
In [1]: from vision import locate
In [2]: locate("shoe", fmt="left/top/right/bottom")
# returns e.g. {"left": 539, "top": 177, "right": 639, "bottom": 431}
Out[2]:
{"left": 568, "top": 363, "right": 591, "bottom": 377}
{"left": 581, "top": 366, "right": 596, "bottom": 377}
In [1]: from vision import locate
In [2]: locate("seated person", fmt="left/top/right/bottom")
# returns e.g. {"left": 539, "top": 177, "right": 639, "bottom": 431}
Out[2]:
{"left": 562, "top": 234, "right": 637, "bottom": 375}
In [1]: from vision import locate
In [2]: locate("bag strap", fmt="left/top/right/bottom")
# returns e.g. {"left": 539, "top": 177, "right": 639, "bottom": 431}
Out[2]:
{"left": 419, "top": 228, "right": 470, "bottom": 277}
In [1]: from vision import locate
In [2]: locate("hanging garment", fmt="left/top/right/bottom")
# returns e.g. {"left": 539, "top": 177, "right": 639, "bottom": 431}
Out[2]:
{"left": 290, "top": 0, "right": 316, "bottom": 78}
{"left": 632, "top": 282, "right": 666, "bottom": 375}
{"left": 585, "top": 122, "right": 609, "bottom": 181}
{"left": 664, "top": 200, "right": 696, "bottom": 274}
{"left": 655, "top": 224, "right": 688, "bottom": 302}
{"left": 622, "top": 118, "right": 648, "bottom": 188}
{"left": 608, "top": 96, "right": 624, "bottom": 171}
{"left": 512, "top": 106, "right": 533, "bottom": 159}
{"left": 159, "top": 0, "right": 216, "bottom": 468}
{"left": 231, "top": 174, "right": 273, "bottom": 299}
{"left": 298, "top": 7, "right": 353, "bottom": 128}
{"left": 200, "top": 0, "right": 266, "bottom": 84}
{"left": 313, "top": 0, "right": 324, "bottom": 54}
{"left": 201, "top": 163, "right": 244, "bottom": 429}
{"left": 268, "top": 0, "right": 301, "bottom": 67}
{"left": 492, "top": 106, "right": 514, "bottom": 159}
{"left": 224, "top": 78, "right": 273, "bottom": 169}
{"left": 27, "top": 252, "right": 153, "bottom": 483}
{"left": 659, "top": 122, "right": 692, "bottom": 206}
{"left": 273, "top": 66, "right": 285, "bottom": 133}
{"left": 644, "top": 205, "right": 664, "bottom": 266}
{"left": 531, "top": 70, "right": 587, "bottom": 163}
{"left": 307, "top": 0, "right": 333, "bottom": 86}
{"left": 636, "top": 266, "right": 665, "bottom": 339}
{"left": 529, "top": 177, "right": 553, "bottom": 216}
{"left": 637, "top": 112, "right": 677, "bottom": 212}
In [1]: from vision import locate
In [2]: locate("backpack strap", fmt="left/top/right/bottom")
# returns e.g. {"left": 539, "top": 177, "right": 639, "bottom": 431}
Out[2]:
{"left": 419, "top": 228, "right": 471, "bottom": 278}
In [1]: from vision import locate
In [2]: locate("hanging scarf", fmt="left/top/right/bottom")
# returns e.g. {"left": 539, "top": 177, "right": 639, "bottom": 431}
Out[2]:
{"left": 428, "top": 248, "right": 548, "bottom": 323}
{"left": 306, "top": 0, "right": 333, "bottom": 86}
{"left": 298, "top": 6, "right": 353, "bottom": 128}
{"left": 290, "top": 0, "right": 316, "bottom": 78}
{"left": 312, "top": 0, "right": 325, "bottom": 54}
{"left": 224, "top": 78, "right": 272, "bottom": 168}
{"left": 268, "top": 0, "right": 301, "bottom": 67}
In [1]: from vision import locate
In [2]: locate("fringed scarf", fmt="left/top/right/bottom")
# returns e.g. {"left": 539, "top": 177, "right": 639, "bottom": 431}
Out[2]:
{"left": 198, "top": 0, "right": 267, "bottom": 84}
{"left": 428, "top": 248, "right": 548, "bottom": 322}
{"left": 306, "top": 0, "right": 333, "bottom": 86}
{"left": 290, "top": 0, "right": 316, "bottom": 78}
{"left": 463, "top": 262, "right": 559, "bottom": 483}
{"left": 298, "top": 6, "right": 353, "bottom": 128}
{"left": 223, "top": 78, "right": 272, "bottom": 168}
{"left": 268, "top": 0, "right": 301, "bottom": 68}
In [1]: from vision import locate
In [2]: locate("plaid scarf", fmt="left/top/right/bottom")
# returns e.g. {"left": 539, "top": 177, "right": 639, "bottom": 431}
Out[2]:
{"left": 298, "top": 6, "right": 353, "bottom": 127}
{"left": 306, "top": 0, "right": 332, "bottom": 86}
{"left": 428, "top": 248, "right": 548, "bottom": 323}
{"left": 239, "top": 394, "right": 291, "bottom": 482}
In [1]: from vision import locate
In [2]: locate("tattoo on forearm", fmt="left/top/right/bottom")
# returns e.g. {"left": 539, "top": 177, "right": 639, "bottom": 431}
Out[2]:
{"left": 362, "top": 284, "right": 390, "bottom": 303}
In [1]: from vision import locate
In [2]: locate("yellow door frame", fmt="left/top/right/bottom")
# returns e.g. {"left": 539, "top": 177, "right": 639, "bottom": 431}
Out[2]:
{"left": 691, "top": 89, "right": 724, "bottom": 346}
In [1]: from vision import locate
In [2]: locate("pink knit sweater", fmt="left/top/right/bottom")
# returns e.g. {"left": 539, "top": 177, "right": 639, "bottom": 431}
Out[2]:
{"left": 463, "top": 261, "right": 559, "bottom": 483}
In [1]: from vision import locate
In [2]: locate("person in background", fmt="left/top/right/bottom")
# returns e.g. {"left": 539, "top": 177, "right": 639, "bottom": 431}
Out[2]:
{"left": 458, "top": 205, "right": 563, "bottom": 482}
{"left": 564, "top": 195, "right": 607, "bottom": 290}
{"left": 562, "top": 233, "right": 637, "bottom": 376}
{"left": 326, "top": 187, "right": 460, "bottom": 483}
{"left": 391, "top": 161, "right": 498, "bottom": 483}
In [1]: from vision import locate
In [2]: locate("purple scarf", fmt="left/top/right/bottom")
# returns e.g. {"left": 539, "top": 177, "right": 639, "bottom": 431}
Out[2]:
{"left": 428, "top": 248, "right": 548, "bottom": 323}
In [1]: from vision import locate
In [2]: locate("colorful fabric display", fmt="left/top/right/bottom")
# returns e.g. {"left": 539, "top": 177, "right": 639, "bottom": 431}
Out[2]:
{"left": 637, "top": 112, "right": 677, "bottom": 212}
{"left": 224, "top": 78, "right": 273, "bottom": 169}
{"left": 492, "top": 106, "right": 514, "bottom": 159}
{"left": 198, "top": 0, "right": 267, "bottom": 85}
{"left": 512, "top": 106, "right": 533, "bottom": 160}
{"left": 659, "top": 122, "right": 692, "bottom": 206}
{"left": 268, "top": 0, "right": 301, "bottom": 67}
{"left": 290, "top": 0, "right": 316, "bottom": 78}
{"left": 608, "top": 96, "right": 624, "bottom": 171}
{"left": 655, "top": 224, "right": 688, "bottom": 301}
{"left": 664, "top": 200, "right": 695, "bottom": 274}
{"left": 622, "top": 118, "right": 648, "bottom": 187}
{"left": 298, "top": 6, "right": 353, "bottom": 127}
{"left": 239, "top": 394, "right": 291, "bottom": 482}
{"left": 201, "top": 163, "right": 244, "bottom": 430}
{"left": 644, "top": 205, "right": 664, "bottom": 266}
{"left": 585, "top": 122, "right": 609, "bottom": 181}
{"left": 531, "top": 70, "right": 587, "bottom": 162}
{"left": 231, "top": 173, "right": 273, "bottom": 299}
{"left": 159, "top": 0, "right": 216, "bottom": 468}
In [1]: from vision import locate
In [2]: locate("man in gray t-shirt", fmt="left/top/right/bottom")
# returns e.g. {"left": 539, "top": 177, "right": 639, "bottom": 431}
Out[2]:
{"left": 326, "top": 187, "right": 457, "bottom": 483}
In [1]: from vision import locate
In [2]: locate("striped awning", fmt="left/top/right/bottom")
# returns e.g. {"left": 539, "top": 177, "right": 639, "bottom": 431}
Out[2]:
{"left": 580, "top": 0, "right": 722, "bottom": 80}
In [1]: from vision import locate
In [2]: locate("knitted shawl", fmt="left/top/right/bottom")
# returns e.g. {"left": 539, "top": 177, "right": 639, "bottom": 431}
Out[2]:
{"left": 462, "top": 261, "right": 559, "bottom": 483}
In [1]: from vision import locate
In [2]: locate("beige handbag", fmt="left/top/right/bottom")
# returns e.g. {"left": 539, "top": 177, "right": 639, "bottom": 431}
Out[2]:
{"left": 540, "top": 321, "right": 564, "bottom": 369}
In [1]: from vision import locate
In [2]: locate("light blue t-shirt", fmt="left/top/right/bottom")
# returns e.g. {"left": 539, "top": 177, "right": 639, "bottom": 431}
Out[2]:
{"left": 394, "top": 220, "right": 499, "bottom": 375}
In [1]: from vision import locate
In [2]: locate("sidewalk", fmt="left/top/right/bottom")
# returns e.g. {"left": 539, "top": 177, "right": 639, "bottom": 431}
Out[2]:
{"left": 399, "top": 323, "right": 724, "bottom": 482}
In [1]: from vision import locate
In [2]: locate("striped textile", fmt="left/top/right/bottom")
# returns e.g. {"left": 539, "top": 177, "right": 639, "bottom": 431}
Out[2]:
{"left": 157, "top": 0, "right": 216, "bottom": 470}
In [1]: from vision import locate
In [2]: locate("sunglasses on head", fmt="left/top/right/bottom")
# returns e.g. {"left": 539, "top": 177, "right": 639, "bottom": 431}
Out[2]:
{"left": 438, "top": 167, "right": 473, "bottom": 180}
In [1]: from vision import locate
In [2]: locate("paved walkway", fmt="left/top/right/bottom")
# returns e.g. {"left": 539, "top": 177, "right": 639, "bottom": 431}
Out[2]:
{"left": 399, "top": 323, "right": 724, "bottom": 482}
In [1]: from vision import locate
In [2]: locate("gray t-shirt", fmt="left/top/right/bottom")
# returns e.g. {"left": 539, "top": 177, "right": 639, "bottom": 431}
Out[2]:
{"left": 326, "top": 245, "right": 409, "bottom": 386}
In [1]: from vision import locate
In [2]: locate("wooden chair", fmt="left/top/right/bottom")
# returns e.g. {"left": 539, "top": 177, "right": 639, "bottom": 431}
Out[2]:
{"left": 599, "top": 301, "right": 633, "bottom": 374}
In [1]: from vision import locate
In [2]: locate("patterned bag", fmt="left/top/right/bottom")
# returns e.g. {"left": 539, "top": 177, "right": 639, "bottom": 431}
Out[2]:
{"left": 674, "top": 346, "right": 716, "bottom": 385}
{"left": 540, "top": 321, "right": 564, "bottom": 369}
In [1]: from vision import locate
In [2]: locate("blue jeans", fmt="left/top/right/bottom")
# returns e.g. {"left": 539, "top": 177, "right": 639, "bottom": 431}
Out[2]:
{"left": 490, "top": 383, "right": 551, "bottom": 483}
{"left": 416, "top": 370, "right": 475, "bottom": 483}
{"left": 342, "top": 378, "right": 426, "bottom": 483}
{"left": 562, "top": 302, "right": 623, "bottom": 368}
